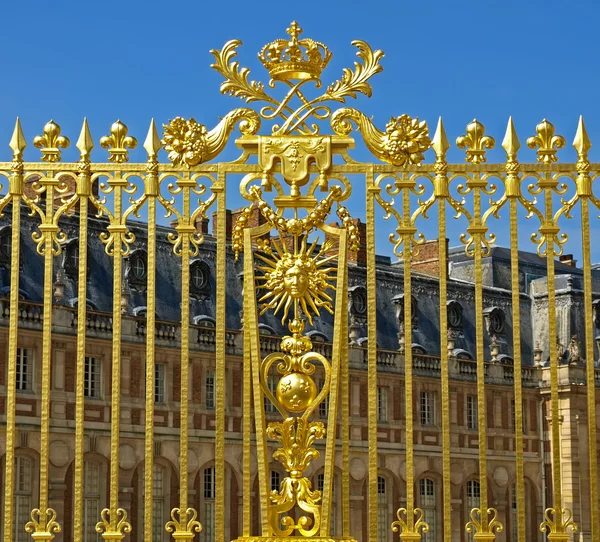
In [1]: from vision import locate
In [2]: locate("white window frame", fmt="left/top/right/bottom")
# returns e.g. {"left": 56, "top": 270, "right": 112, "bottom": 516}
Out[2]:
{"left": 15, "top": 347, "right": 33, "bottom": 392}
{"left": 270, "top": 470, "right": 281, "bottom": 492}
{"left": 419, "top": 479, "right": 436, "bottom": 542}
{"left": 264, "top": 375, "right": 277, "bottom": 413}
{"left": 205, "top": 369, "right": 215, "bottom": 410}
{"left": 84, "top": 356, "right": 101, "bottom": 399}
{"left": 83, "top": 461, "right": 101, "bottom": 542}
{"left": 377, "top": 386, "right": 388, "bottom": 423}
{"left": 377, "top": 476, "right": 388, "bottom": 542}
{"left": 14, "top": 456, "right": 32, "bottom": 542}
{"left": 467, "top": 395, "right": 478, "bottom": 430}
{"left": 420, "top": 391, "right": 436, "bottom": 426}
{"left": 152, "top": 464, "right": 165, "bottom": 542}
{"left": 203, "top": 467, "right": 215, "bottom": 542}
{"left": 318, "top": 379, "right": 329, "bottom": 418}
{"left": 155, "top": 363, "right": 166, "bottom": 404}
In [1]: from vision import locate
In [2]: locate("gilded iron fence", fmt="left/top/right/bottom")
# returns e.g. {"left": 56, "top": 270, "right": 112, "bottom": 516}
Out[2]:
{"left": 0, "top": 20, "right": 598, "bottom": 542}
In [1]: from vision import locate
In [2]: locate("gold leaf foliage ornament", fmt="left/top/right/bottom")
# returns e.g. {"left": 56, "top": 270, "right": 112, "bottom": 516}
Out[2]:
{"left": 162, "top": 109, "right": 260, "bottom": 167}
{"left": 331, "top": 109, "right": 431, "bottom": 166}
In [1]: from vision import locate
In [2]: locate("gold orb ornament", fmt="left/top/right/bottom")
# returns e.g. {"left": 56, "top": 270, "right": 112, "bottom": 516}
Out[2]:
{"left": 276, "top": 373, "right": 317, "bottom": 412}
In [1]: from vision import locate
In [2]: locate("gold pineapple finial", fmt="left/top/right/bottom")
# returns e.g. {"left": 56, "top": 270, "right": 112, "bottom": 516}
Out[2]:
{"left": 258, "top": 21, "right": 332, "bottom": 81}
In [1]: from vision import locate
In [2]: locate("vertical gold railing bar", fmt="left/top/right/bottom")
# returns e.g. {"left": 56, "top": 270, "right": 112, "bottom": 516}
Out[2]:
{"left": 242, "top": 318, "right": 252, "bottom": 536}
{"left": 180, "top": 178, "right": 191, "bottom": 514}
{"left": 3, "top": 121, "right": 25, "bottom": 542}
{"left": 402, "top": 173, "right": 415, "bottom": 527}
{"left": 472, "top": 174, "right": 489, "bottom": 529}
{"left": 433, "top": 119, "right": 452, "bottom": 542}
{"left": 215, "top": 168, "right": 226, "bottom": 542}
{"left": 73, "top": 119, "right": 93, "bottom": 542}
{"left": 581, "top": 196, "right": 599, "bottom": 542}
{"left": 144, "top": 169, "right": 157, "bottom": 542}
{"left": 320, "top": 228, "right": 348, "bottom": 537}
{"left": 244, "top": 226, "right": 270, "bottom": 535}
{"left": 574, "top": 116, "right": 600, "bottom": 542}
{"left": 544, "top": 170, "right": 562, "bottom": 516}
{"left": 242, "top": 300, "right": 251, "bottom": 536}
{"left": 341, "top": 275, "right": 350, "bottom": 538}
{"left": 38, "top": 176, "right": 56, "bottom": 529}
{"left": 366, "top": 165, "right": 378, "bottom": 542}
{"left": 509, "top": 196, "right": 526, "bottom": 542}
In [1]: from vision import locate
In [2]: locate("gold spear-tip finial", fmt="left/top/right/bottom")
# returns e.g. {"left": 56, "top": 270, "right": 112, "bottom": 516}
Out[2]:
{"left": 76, "top": 118, "right": 94, "bottom": 160}
{"left": 9, "top": 117, "right": 26, "bottom": 159}
{"left": 143, "top": 118, "right": 162, "bottom": 159}
{"left": 432, "top": 116, "right": 449, "bottom": 158}
{"left": 573, "top": 115, "right": 591, "bottom": 159}
{"left": 502, "top": 116, "right": 520, "bottom": 159}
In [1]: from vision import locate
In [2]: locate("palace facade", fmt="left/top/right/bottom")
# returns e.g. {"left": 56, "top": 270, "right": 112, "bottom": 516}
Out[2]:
{"left": 0, "top": 202, "right": 599, "bottom": 542}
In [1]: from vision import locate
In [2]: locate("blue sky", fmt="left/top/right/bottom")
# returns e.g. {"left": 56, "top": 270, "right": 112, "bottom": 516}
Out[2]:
{"left": 1, "top": 0, "right": 599, "bottom": 262}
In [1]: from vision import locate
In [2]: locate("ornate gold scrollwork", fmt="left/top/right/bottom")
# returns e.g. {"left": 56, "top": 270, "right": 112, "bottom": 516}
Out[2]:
{"left": 95, "top": 508, "right": 132, "bottom": 542}
{"left": 539, "top": 507, "right": 578, "bottom": 542}
{"left": 24, "top": 508, "right": 61, "bottom": 542}
{"left": 165, "top": 508, "right": 203, "bottom": 541}
{"left": 162, "top": 109, "right": 260, "bottom": 167}
{"left": 331, "top": 109, "right": 430, "bottom": 166}
{"left": 465, "top": 508, "right": 503, "bottom": 542}
{"left": 391, "top": 508, "right": 429, "bottom": 542}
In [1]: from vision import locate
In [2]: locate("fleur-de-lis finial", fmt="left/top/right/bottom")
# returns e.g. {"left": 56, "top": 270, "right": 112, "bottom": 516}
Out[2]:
{"left": 287, "top": 21, "right": 302, "bottom": 42}
{"left": 9, "top": 117, "right": 26, "bottom": 161}
{"left": 95, "top": 508, "right": 132, "bottom": 541}
{"left": 100, "top": 120, "right": 138, "bottom": 163}
{"left": 502, "top": 117, "right": 520, "bottom": 162}
{"left": 456, "top": 119, "right": 495, "bottom": 164}
{"left": 540, "top": 507, "right": 578, "bottom": 542}
{"left": 33, "top": 120, "right": 70, "bottom": 162}
{"left": 76, "top": 118, "right": 94, "bottom": 162}
{"left": 526, "top": 119, "right": 565, "bottom": 164}
{"left": 392, "top": 508, "right": 429, "bottom": 542}
{"left": 465, "top": 507, "right": 503, "bottom": 541}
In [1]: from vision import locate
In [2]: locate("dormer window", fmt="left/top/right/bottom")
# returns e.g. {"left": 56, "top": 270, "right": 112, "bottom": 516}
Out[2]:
{"left": 0, "top": 226, "right": 12, "bottom": 267}
{"left": 126, "top": 250, "right": 148, "bottom": 291}
{"left": 447, "top": 300, "right": 463, "bottom": 330}
{"left": 190, "top": 260, "right": 210, "bottom": 297}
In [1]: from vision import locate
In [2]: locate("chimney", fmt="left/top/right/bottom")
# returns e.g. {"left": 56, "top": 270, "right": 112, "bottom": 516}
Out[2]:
{"left": 559, "top": 254, "right": 577, "bottom": 268}
{"left": 411, "top": 238, "right": 449, "bottom": 278}
{"left": 24, "top": 174, "right": 99, "bottom": 211}
{"left": 321, "top": 218, "right": 367, "bottom": 266}
{"left": 212, "top": 209, "right": 233, "bottom": 239}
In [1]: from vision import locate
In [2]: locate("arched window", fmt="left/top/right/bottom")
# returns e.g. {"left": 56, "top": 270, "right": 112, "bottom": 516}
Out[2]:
{"left": 419, "top": 479, "right": 436, "bottom": 542}
{"left": 152, "top": 465, "right": 165, "bottom": 542}
{"left": 377, "top": 476, "right": 388, "bottom": 542}
{"left": 317, "top": 473, "right": 337, "bottom": 536}
{"left": 510, "top": 483, "right": 517, "bottom": 542}
{"left": 203, "top": 467, "right": 215, "bottom": 542}
{"left": 83, "top": 461, "right": 101, "bottom": 542}
{"left": 466, "top": 480, "right": 480, "bottom": 542}
{"left": 270, "top": 470, "right": 281, "bottom": 492}
{"left": 14, "top": 456, "right": 33, "bottom": 542}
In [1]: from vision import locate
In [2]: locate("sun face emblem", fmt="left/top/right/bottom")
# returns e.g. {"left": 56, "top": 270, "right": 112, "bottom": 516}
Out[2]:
{"left": 256, "top": 235, "right": 336, "bottom": 324}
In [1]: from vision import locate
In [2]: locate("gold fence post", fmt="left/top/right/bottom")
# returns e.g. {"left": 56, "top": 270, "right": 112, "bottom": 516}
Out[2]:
{"left": 2, "top": 118, "right": 26, "bottom": 542}
{"left": 26, "top": 120, "right": 71, "bottom": 542}
{"left": 73, "top": 118, "right": 94, "bottom": 542}
{"left": 527, "top": 120, "right": 578, "bottom": 542}
{"left": 95, "top": 120, "right": 137, "bottom": 542}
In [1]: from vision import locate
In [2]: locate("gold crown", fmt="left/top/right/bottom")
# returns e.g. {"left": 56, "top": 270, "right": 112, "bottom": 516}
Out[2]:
{"left": 258, "top": 21, "right": 332, "bottom": 81}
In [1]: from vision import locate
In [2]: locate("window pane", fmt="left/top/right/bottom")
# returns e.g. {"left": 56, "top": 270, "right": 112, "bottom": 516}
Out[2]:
{"left": 206, "top": 370, "right": 215, "bottom": 409}
{"left": 155, "top": 364, "right": 165, "bottom": 403}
